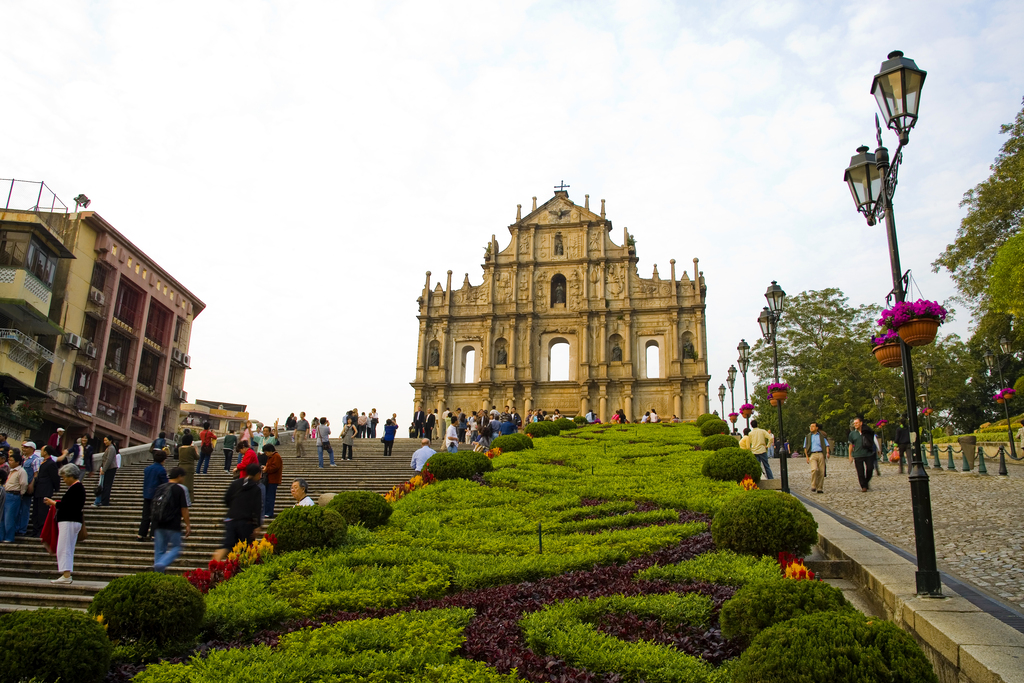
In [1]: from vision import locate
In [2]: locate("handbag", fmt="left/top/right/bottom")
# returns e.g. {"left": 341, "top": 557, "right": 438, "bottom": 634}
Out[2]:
{"left": 381, "top": 438, "right": 386, "bottom": 444}
{"left": 93, "top": 473, "right": 104, "bottom": 497}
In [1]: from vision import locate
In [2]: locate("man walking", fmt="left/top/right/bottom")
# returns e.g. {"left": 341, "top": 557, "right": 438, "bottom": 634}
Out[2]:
{"left": 848, "top": 416, "right": 875, "bottom": 493}
{"left": 424, "top": 410, "right": 437, "bottom": 442}
{"left": 802, "top": 422, "right": 830, "bottom": 494}
{"left": 222, "top": 428, "right": 238, "bottom": 473}
{"left": 152, "top": 467, "right": 191, "bottom": 572}
{"left": 213, "top": 463, "right": 263, "bottom": 561}
{"left": 411, "top": 438, "right": 436, "bottom": 474}
{"left": 197, "top": 422, "right": 216, "bottom": 476}
{"left": 294, "top": 412, "right": 309, "bottom": 458}
{"left": 894, "top": 417, "right": 910, "bottom": 474}
{"left": 137, "top": 451, "right": 169, "bottom": 541}
{"left": 97, "top": 435, "right": 118, "bottom": 507}
{"left": 445, "top": 419, "right": 460, "bottom": 453}
{"left": 747, "top": 420, "right": 773, "bottom": 480}
{"left": 413, "top": 406, "right": 426, "bottom": 439}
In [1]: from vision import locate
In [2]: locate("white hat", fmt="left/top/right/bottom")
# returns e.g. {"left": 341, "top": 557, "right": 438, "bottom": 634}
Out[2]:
{"left": 57, "top": 427, "right": 65, "bottom": 433}
{"left": 22, "top": 441, "right": 36, "bottom": 449}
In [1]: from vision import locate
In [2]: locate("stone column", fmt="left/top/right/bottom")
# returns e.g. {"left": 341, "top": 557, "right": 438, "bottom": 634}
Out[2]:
{"left": 580, "top": 395, "right": 588, "bottom": 415}
{"left": 599, "top": 395, "right": 607, "bottom": 422}
{"left": 673, "top": 393, "right": 682, "bottom": 419}
{"left": 625, "top": 394, "right": 633, "bottom": 421}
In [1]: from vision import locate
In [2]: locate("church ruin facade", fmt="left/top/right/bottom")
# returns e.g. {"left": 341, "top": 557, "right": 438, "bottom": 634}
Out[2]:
{"left": 410, "top": 189, "right": 710, "bottom": 420}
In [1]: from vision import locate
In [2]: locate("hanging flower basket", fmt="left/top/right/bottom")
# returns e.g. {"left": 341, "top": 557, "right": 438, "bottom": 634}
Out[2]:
{"left": 728, "top": 412, "right": 739, "bottom": 424}
{"left": 767, "top": 383, "right": 789, "bottom": 403}
{"left": 993, "top": 388, "right": 1015, "bottom": 404}
{"left": 899, "top": 318, "right": 940, "bottom": 347}
{"left": 872, "top": 342, "right": 902, "bottom": 368}
{"left": 922, "top": 407, "right": 934, "bottom": 417}
{"left": 878, "top": 300, "right": 947, "bottom": 348}
{"left": 769, "top": 399, "right": 778, "bottom": 407}
{"left": 875, "top": 419, "right": 888, "bottom": 429}
{"left": 740, "top": 403, "right": 754, "bottom": 418}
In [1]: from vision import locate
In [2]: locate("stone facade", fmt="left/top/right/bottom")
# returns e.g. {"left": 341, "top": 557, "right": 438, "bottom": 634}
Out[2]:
{"left": 410, "top": 190, "right": 710, "bottom": 420}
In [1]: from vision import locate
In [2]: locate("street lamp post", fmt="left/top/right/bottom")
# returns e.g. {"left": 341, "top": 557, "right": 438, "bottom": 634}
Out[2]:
{"left": 843, "top": 50, "right": 941, "bottom": 596}
{"left": 920, "top": 363, "right": 936, "bottom": 469}
{"left": 737, "top": 340, "right": 751, "bottom": 430}
{"left": 727, "top": 365, "right": 738, "bottom": 434}
{"left": 983, "top": 337, "right": 1016, "bottom": 476}
{"left": 718, "top": 384, "right": 726, "bottom": 419}
{"left": 758, "top": 280, "right": 789, "bottom": 494}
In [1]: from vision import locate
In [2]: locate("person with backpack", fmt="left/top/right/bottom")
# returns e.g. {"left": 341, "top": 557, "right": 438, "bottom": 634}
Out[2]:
{"left": 152, "top": 467, "right": 191, "bottom": 573}
{"left": 137, "top": 451, "right": 169, "bottom": 541}
{"left": 151, "top": 431, "right": 168, "bottom": 459}
{"left": 197, "top": 422, "right": 216, "bottom": 475}
{"left": 848, "top": 416, "right": 876, "bottom": 492}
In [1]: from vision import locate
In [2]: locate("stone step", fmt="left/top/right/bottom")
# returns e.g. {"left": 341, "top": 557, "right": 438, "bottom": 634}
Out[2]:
{"left": 0, "top": 590, "right": 98, "bottom": 608}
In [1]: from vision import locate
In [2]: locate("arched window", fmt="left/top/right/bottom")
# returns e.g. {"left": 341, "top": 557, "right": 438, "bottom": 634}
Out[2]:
{"left": 645, "top": 340, "right": 661, "bottom": 379}
{"left": 549, "top": 339, "right": 570, "bottom": 381}
{"left": 460, "top": 347, "right": 476, "bottom": 383}
{"left": 609, "top": 334, "right": 623, "bottom": 362}
{"left": 428, "top": 341, "right": 440, "bottom": 367}
{"left": 551, "top": 274, "right": 567, "bottom": 305}
{"left": 494, "top": 338, "right": 508, "bottom": 365}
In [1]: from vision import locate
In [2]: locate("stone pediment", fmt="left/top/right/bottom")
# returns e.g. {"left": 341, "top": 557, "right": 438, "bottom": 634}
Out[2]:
{"left": 518, "top": 194, "right": 602, "bottom": 227}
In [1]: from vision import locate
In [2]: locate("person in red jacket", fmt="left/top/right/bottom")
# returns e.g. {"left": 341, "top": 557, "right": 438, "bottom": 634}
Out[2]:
{"left": 235, "top": 441, "right": 258, "bottom": 479}
{"left": 262, "top": 444, "right": 283, "bottom": 519}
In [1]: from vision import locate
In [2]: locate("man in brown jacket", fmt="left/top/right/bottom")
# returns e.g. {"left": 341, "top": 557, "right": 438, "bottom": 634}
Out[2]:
{"left": 262, "top": 444, "right": 283, "bottom": 520}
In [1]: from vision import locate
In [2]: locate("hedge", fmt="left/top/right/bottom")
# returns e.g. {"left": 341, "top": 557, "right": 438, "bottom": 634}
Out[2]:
{"left": 700, "top": 419, "right": 730, "bottom": 437}
{"left": 700, "top": 434, "right": 739, "bottom": 451}
{"left": 425, "top": 451, "right": 495, "bottom": 480}
{"left": 89, "top": 573, "right": 204, "bottom": 648}
{"left": 490, "top": 433, "right": 533, "bottom": 451}
{"left": 711, "top": 490, "right": 818, "bottom": 557}
{"left": 326, "top": 490, "right": 393, "bottom": 529}
{"left": 0, "top": 608, "right": 112, "bottom": 683}
{"left": 266, "top": 505, "right": 348, "bottom": 553}
{"left": 701, "top": 447, "right": 762, "bottom": 483}
{"left": 721, "top": 578, "right": 854, "bottom": 646}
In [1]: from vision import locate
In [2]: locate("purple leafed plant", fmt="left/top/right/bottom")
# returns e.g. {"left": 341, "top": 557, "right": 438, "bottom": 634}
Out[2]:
{"left": 871, "top": 329, "right": 900, "bottom": 347}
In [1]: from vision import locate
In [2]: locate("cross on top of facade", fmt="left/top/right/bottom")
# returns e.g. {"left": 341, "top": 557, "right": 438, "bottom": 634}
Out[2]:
{"left": 554, "top": 180, "right": 570, "bottom": 192}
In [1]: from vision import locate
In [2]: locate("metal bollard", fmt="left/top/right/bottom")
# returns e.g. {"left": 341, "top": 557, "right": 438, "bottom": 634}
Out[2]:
{"left": 946, "top": 445, "right": 957, "bottom": 471}
{"left": 932, "top": 444, "right": 942, "bottom": 470}
{"left": 978, "top": 446, "right": 988, "bottom": 475}
{"left": 962, "top": 446, "right": 972, "bottom": 472}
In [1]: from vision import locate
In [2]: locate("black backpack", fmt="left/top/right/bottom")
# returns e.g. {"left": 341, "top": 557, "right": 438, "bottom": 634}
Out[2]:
{"left": 151, "top": 483, "right": 178, "bottom": 525}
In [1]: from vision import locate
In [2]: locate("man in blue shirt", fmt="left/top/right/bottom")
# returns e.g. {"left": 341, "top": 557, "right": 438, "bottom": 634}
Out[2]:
{"left": 802, "top": 422, "right": 830, "bottom": 494}
{"left": 410, "top": 439, "right": 436, "bottom": 473}
{"left": 137, "top": 451, "right": 169, "bottom": 541}
{"left": 498, "top": 418, "right": 516, "bottom": 436}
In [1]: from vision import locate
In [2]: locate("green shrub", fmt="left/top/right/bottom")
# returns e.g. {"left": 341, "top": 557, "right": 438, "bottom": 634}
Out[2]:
{"left": 732, "top": 611, "right": 937, "bottom": 683}
{"left": 88, "top": 573, "right": 204, "bottom": 647}
{"left": 425, "top": 452, "right": 494, "bottom": 480}
{"left": 326, "top": 491, "right": 393, "bottom": 529}
{"left": 700, "top": 419, "right": 730, "bottom": 437}
{"left": 711, "top": 490, "right": 818, "bottom": 557}
{"left": 694, "top": 413, "right": 718, "bottom": 427}
{"left": 700, "top": 434, "right": 738, "bottom": 451}
{"left": 701, "top": 447, "right": 762, "bottom": 483}
{"left": 491, "top": 433, "right": 534, "bottom": 451}
{"left": 267, "top": 505, "right": 348, "bottom": 553}
{"left": 573, "top": 415, "right": 588, "bottom": 425}
{"left": 721, "top": 578, "right": 853, "bottom": 646}
{"left": 554, "top": 417, "right": 577, "bottom": 431}
{"left": 0, "top": 608, "right": 112, "bottom": 683}
{"left": 525, "top": 421, "right": 560, "bottom": 437}
{"left": 636, "top": 550, "right": 782, "bottom": 586}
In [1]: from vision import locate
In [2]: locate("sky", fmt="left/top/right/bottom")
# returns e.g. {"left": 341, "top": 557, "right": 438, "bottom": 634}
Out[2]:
{"left": 3, "top": 0, "right": 1023, "bottom": 425}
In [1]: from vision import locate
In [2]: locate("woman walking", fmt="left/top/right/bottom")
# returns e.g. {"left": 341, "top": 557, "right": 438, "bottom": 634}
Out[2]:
{"left": 176, "top": 433, "right": 198, "bottom": 502}
{"left": 96, "top": 436, "right": 118, "bottom": 507}
{"left": 382, "top": 419, "right": 397, "bottom": 457}
{"left": 44, "top": 463, "right": 85, "bottom": 584}
{"left": 341, "top": 417, "right": 356, "bottom": 461}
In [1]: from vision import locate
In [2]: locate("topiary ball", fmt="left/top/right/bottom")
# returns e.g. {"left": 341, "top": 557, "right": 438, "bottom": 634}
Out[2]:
{"left": 88, "top": 573, "right": 204, "bottom": 647}
{"left": 700, "top": 419, "right": 730, "bottom": 437}
{"left": 491, "top": 433, "right": 534, "bottom": 452}
{"left": 267, "top": 505, "right": 348, "bottom": 553}
{"left": 326, "top": 490, "right": 393, "bottom": 529}
{"left": 524, "top": 421, "right": 559, "bottom": 437}
{"left": 711, "top": 490, "right": 817, "bottom": 557}
{"left": 702, "top": 447, "right": 762, "bottom": 483}
{"left": 573, "top": 415, "right": 588, "bottom": 425}
{"left": 424, "top": 452, "right": 494, "bottom": 481}
{"left": 553, "top": 417, "right": 577, "bottom": 431}
{"left": 701, "top": 434, "right": 740, "bottom": 451}
{"left": 732, "top": 611, "right": 937, "bottom": 683}
{"left": 694, "top": 413, "right": 718, "bottom": 427}
{"left": 721, "top": 579, "right": 854, "bottom": 646}
{"left": 0, "top": 608, "right": 112, "bottom": 682}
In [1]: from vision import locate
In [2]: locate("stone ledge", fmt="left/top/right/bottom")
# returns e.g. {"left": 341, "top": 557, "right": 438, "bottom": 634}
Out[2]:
{"left": 808, "top": 505, "right": 1024, "bottom": 683}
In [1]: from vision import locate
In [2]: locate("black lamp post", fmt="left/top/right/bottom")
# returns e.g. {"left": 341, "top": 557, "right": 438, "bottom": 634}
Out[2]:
{"left": 718, "top": 384, "right": 727, "bottom": 418}
{"left": 983, "top": 336, "right": 1016, "bottom": 475}
{"left": 738, "top": 340, "right": 751, "bottom": 430}
{"left": 920, "top": 364, "right": 936, "bottom": 467}
{"left": 843, "top": 50, "right": 940, "bottom": 596}
{"left": 727, "top": 365, "right": 738, "bottom": 433}
{"left": 758, "top": 279, "right": 789, "bottom": 494}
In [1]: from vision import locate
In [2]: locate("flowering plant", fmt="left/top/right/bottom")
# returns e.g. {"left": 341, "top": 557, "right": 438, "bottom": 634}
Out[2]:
{"left": 922, "top": 407, "right": 934, "bottom": 417}
{"left": 229, "top": 535, "right": 276, "bottom": 568}
{"left": 778, "top": 552, "right": 816, "bottom": 581}
{"left": 740, "top": 475, "right": 757, "bottom": 491}
{"left": 485, "top": 447, "right": 503, "bottom": 459}
{"left": 878, "top": 299, "right": 948, "bottom": 330}
{"left": 384, "top": 470, "right": 436, "bottom": 503}
{"left": 767, "top": 383, "right": 789, "bottom": 397}
{"left": 871, "top": 329, "right": 900, "bottom": 347}
{"left": 994, "top": 387, "right": 1016, "bottom": 402}
{"left": 185, "top": 557, "right": 241, "bottom": 594}
{"left": 740, "top": 403, "right": 754, "bottom": 412}
{"left": 875, "top": 419, "right": 888, "bottom": 428}
{"left": 728, "top": 412, "right": 739, "bottom": 419}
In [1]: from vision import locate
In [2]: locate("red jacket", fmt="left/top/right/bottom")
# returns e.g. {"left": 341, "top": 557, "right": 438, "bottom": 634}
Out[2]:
{"left": 264, "top": 452, "right": 283, "bottom": 484}
{"left": 236, "top": 449, "right": 258, "bottom": 478}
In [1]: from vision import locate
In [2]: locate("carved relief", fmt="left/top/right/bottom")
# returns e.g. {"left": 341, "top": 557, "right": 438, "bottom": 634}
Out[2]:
{"left": 568, "top": 272, "right": 583, "bottom": 311}
{"left": 606, "top": 264, "right": 625, "bottom": 297}
{"left": 495, "top": 271, "right": 513, "bottom": 303}
{"left": 519, "top": 232, "right": 531, "bottom": 255}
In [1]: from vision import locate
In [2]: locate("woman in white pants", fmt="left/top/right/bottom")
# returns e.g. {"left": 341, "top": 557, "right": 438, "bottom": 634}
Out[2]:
{"left": 43, "top": 464, "right": 85, "bottom": 584}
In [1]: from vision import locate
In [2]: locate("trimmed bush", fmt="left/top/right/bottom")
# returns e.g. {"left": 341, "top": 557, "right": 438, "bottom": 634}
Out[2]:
{"left": 267, "top": 505, "right": 348, "bottom": 553}
{"left": 732, "top": 611, "right": 937, "bottom": 683}
{"left": 711, "top": 490, "right": 818, "bottom": 557}
{"left": 525, "top": 421, "right": 560, "bottom": 437}
{"left": 573, "top": 415, "right": 588, "bottom": 425}
{"left": 88, "top": 573, "right": 204, "bottom": 647}
{"left": 694, "top": 413, "right": 718, "bottom": 427}
{"left": 702, "top": 447, "right": 762, "bottom": 483}
{"left": 425, "top": 451, "right": 495, "bottom": 481}
{"left": 554, "top": 417, "right": 577, "bottom": 431}
{"left": 721, "top": 578, "right": 854, "bottom": 645}
{"left": 700, "top": 419, "right": 730, "bottom": 437}
{"left": 700, "top": 433, "right": 740, "bottom": 452}
{"left": 636, "top": 550, "right": 782, "bottom": 586}
{"left": 491, "top": 433, "right": 534, "bottom": 451}
{"left": 0, "top": 608, "right": 112, "bottom": 682}
{"left": 326, "top": 490, "right": 393, "bottom": 529}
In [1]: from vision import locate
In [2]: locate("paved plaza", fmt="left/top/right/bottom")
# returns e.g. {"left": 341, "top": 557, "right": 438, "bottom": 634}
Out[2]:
{"left": 784, "top": 456, "right": 1024, "bottom": 612}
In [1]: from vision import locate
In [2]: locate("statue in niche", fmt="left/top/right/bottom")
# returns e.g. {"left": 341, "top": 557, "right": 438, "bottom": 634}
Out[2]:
{"left": 496, "top": 343, "right": 508, "bottom": 365}
{"left": 682, "top": 340, "right": 696, "bottom": 360}
{"left": 554, "top": 233, "right": 564, "bottom": 255}
{"left": 611, "top": 343, "right": 622, "bottom": 362}
{"left": 553, "top": 278, "right": 566, "bottom": 304}
{"left": 428, "top": 344, "right": 440, "bottom": 367}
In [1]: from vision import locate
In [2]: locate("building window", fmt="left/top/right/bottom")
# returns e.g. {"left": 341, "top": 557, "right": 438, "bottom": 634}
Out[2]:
{"left": 82, "top": 317, "right": 100, "bottom": 344}
{"left": 459, "top": 347, "right": 476, "bottom": 383}
{"left": 146, "top": 303, "right": 172, "bottom": 346}
{"left": 0, "top": 230, "right": 30, "bottom": 267}
{"left": 645, "top": 341, "right": 661, "bottom": 379}
{"left": 173, "top": 318, "right": 184, "bottom": 343}
{"left": 90, "top": 263, "right": 108, "bottom": 291}
{"left": 549, "top": 338, "right": 570, "bottom": 381}
{"left": 114, "top": 282, "right": 143, "bottom": 328}
{"left": 105, "top": 331, "right": 131, "bottom": 374}
{"left": 138, "top": 349, "right": 161, "bottom": 389}
{"left": 73, "top": 366, "right": 91, "bottom": 392}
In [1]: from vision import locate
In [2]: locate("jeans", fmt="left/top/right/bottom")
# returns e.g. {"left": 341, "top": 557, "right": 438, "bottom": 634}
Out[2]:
{"left": 318, "top": 442, "right": 335, "bottom": 467}
{"left": 755, "top": 452, "right": 774, "bottom": 479}
{"left": 447, "top": 442, "right": 459, "bottom": 453}
{"left": 153, "top": 528, "right": 183, "bottom": 572}
{"left": 383, "top": 440, "right": 394, "bottom": 457}
{"left": 196, "top": 452, "right": 211, "bottom": 474}
{"left": 223, "top": 449, "right": 234, "bottom": 472}
{"left": 264, "top": 483, "right": 278, "bottom": 518}
{"left": 138, "top": 498, "right": 153, "bottom": 538}
{"left": 3, "top": 494, "right": 21, "bottom": 542}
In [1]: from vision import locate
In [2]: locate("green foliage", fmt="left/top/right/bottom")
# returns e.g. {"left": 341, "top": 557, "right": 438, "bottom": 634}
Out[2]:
{"left": 524, "top": 421, "right": 560, "bottom": 437}
{"left": 573, "top": 415, "right": 588, "bottom": 425}
{"left": 88, "top": 573, "right": 204, "bottom": 648}
{"left": 426, "top": 451, "right": 495, "bottom": 481}
{"left": 521, "top": 593, "right": 728, "bottom": 683}
{"left": 732, "top": 611, "right": 937, "bottom": 683}
{"left": 554, "top": 417, "right": 577, "bottom": 431}
{"left": 700, "top": 434, "right": 738, "bottom": 451}
{"left": 490, "top": 433, "right": 533, "bottom": 451}
{"left": 721, "top": 578, "right": 854, "bottom": 646}
{"left": 694, "top": 413, "right": 718, "bottom": 427}
{"left": 326, "top": 491, "right": 393, "bottom": 529}
{"left": 700, "top": 419, "right": 729, "bottom": 437}
{"left": 636, "top": 550, "right": 782, "bottom": 586}
{"left": 0, "top": 608, "right": 112, "bottom": 683}
{"left": 136, "top": 608, "right": 521, "bottom": 683}
{"left": 989, "top": 231, "right": 1024, "bottom": 317}
{"left": 701, "top": 447, "right": 761, "bottom": 483}
{"left": 267, "top": 505, "right": 348, "bottom": 554}
{"left": 711, "top": 490, "right": 818, "bottom": 557}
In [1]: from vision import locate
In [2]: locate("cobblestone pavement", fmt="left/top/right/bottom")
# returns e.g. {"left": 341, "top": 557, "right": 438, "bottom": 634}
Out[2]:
{"left": 782, "top": 456, "right": 1024, "bottom": 612}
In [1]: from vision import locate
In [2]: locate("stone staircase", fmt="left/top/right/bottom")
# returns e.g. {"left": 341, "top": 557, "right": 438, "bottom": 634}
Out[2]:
{"left": 0, "top": 436, "right": 432, "bottom": 612}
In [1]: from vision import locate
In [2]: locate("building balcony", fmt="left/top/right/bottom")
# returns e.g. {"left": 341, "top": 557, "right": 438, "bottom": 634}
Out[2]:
{"left": 0, "top": 267, "right": 53, "bottom": 323}
{"left": 111, "top": 315, "right": 137, "bottom": 337}
{"left": 0, "top": 327, "right": 55, "bottom": 385}
{"left": 96, "top": 401, "right": 123, "bottom": 426}
{"left": 130, "top": 416, "right": 154, "bottom": 438}
{"left": 136, "top": 381, "right": 159, "bottom": 399}
{"left": 143, "top": 336, "right": 164, "bottom": 354}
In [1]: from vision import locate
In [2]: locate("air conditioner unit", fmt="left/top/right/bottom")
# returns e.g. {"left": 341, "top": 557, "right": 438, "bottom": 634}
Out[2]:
{"left": 171, "top": 348, "right": 184, "bottom": 365}
{"left": 88, "top": 288, "right": 106, "bottom": 306}
{"left": 63, "top": 333, "right": 82, "bottom": 350}
{"left": 175, "top": 388, "right": 188, "bottom": 403}
{"left": 183, "top": 354, "right": 191, "bottom": 369}
{"left": 84, "top": 343, "right": 98, "bottom": 359}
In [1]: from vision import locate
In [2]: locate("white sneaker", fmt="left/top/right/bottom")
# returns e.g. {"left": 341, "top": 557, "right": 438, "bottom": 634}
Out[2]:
{"left": 51, "top": 575, "right": 73, "bottom": 584}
